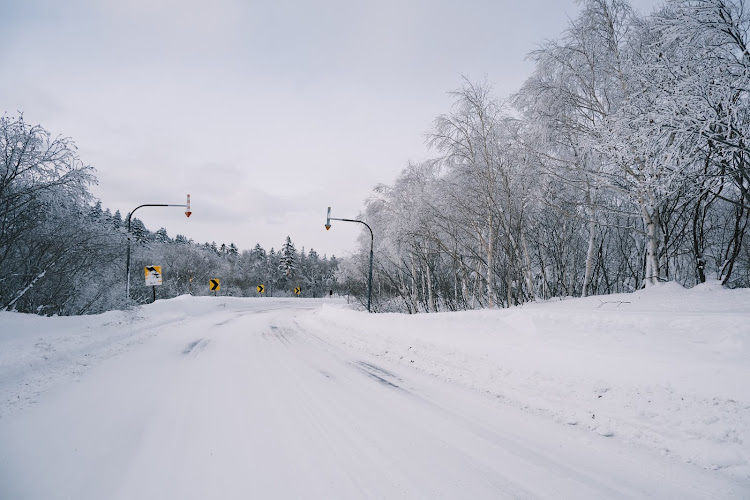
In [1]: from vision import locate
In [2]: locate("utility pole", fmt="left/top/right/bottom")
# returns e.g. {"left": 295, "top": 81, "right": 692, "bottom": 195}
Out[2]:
{"left": 325, "top": 207, "right": 374, "bottom": 312}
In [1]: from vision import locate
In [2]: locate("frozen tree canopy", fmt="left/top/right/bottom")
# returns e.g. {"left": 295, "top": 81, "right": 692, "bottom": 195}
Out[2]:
{"left": 340, "top": 0, "right": 750, "bottom": 312}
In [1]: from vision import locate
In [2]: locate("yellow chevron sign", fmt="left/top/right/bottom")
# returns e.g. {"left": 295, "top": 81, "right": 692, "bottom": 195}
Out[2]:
{"left": 294, "top": 287, "right": 301, "bottom": 295}
{"left": 210, "top": 279, "right": 220, "bottom": 291}
{"left": 257, "top": 285, "right": 264, "bottom": 293}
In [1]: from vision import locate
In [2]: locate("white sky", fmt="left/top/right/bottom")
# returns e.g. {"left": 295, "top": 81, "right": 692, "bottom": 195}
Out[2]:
{"left": 1, "top": 0, "right": 660, "bottom": 257}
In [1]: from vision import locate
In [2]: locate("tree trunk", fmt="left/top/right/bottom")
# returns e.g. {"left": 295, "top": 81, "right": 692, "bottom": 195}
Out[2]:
{"left": 692, "top": 195, "right": 708, "bottom": 284}
{"left": 410, "top": 254, "right": 418, "bottom": 309}
{"left": 642, "top": 205, "right": 662, "bottom": 286}
{"left": 425, "top": 262, "right": 434, "bottom": 312}
{"left": 582, "top": 220, "right": 598, "bottom": 296}
{"left": 521, "top": 235, "right": 535, "bottom": 301}
{"left": 486, "top": 216, "right": 495, "bottom": 308}
{"left": 719, "top": 202, "right": 748, "bottom": 285}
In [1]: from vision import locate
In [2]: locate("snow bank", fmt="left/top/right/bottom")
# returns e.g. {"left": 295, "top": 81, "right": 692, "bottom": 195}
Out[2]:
{"left": 0, "top": 307, "right": 149, "bottom": 419}
{"left": 297, "top": 283, "right": 750, "bottom": 479}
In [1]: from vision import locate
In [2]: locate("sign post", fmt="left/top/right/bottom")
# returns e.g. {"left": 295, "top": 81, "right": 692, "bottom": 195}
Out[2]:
{"left": 210, "top": 279, "right": 220, "bottom": 296}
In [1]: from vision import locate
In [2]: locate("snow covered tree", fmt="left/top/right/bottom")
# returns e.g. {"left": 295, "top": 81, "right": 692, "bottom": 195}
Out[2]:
{"left": 0, "top": 114, "right": 99, "bottom": 313}
{"left": 640, "top": 0, "right": 750, "bottom": 283}
{"left": 155, "top": 227, "right": 170, "bottom": 244}
{"left": 515, "top": 0, "right": 642, "bottom": 292}
{"left": 112, "top": 210, "right": 122, "bottom": 230}
{"left": 129, "top": 217, "right": 148, "bottom": 245}
{"left": 278, "top": 236, "right": 297, "bottom": 284}
{"left": 429, "top": 78, "right": 539, "bottom": 306}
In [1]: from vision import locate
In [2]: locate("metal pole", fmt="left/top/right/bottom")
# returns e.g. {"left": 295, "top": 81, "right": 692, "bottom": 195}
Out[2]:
{"left": 125, "top": 203, "right": 186, "bottom": 303}
{"left": 126, "top": 231, "right": 132, "bottom": 302}
{"left": 368, "top": 231, "right": 374, "bottom": 312}
{"left": 332, "top": 216, "right": 374, "bottom": 313}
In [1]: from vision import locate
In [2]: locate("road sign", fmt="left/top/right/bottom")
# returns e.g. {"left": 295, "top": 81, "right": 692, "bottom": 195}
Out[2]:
{"left": 257, "top": 285, "right": 264, "bottom": 293}
{"left": 185, "top": 194, "right": 192, "bottom": 217}
{"left": 210, "top": 279, "right": 220, "bottom": 291}
{"left": 145, "top": 266, "right": 163, "bottom": 286}
{"left": 294, "top": 287, "right": 301, "bottom": 295}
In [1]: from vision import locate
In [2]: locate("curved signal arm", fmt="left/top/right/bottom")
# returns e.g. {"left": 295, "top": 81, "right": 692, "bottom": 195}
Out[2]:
{"left": 325, "top": 207, "right": 374, "bottom": 312}
{"left": 125, "top": 200, "right": 189, "bottom": 303}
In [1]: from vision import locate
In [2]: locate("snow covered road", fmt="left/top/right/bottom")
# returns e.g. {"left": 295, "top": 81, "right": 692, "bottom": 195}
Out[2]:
{"left": 0, "top": 295, "right": 747, "bottom": 498}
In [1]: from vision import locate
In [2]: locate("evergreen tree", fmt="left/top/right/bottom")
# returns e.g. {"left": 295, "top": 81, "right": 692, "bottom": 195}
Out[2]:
{"left": 88, "top": 200, "right": 103, "bottom": 224}
{"left": 102, "top": 208, "right": 112, "bottom": 226}
{"left": 278, "top": 236, "right": 297, "bottom": 281}
{"left": 155, "top": 227, "right": 169, "bottom": 244}
{"left": 252, "top": 243, "right": 266, "bottom": 260}
{"left": 112, "top": 210, "right": 122, "bottom": 230}
{"left": 130, "top": 217, "right": 148, "bottom": 245}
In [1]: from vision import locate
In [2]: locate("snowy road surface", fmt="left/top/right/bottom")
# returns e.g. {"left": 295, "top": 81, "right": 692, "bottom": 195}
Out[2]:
{"left": 0, "top": 295, "right": 748, "bottom": 498}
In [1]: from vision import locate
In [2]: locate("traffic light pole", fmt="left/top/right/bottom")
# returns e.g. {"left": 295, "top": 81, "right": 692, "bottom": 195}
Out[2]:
{"left": 326, "top": 207, "right": 374, "bottom": 312}
{"left": 125, "top": 201, "right": 189, "bottom": 303}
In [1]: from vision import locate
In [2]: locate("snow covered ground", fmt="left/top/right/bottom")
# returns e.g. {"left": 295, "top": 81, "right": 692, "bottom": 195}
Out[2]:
{"left": 298, "top": 281, "right": 750, "bottom": 477}
{"left": 0, "top": 283, "right": 748, "bottom": 498}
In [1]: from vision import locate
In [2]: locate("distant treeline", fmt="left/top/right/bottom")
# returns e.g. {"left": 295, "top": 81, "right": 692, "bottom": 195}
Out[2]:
{"left": 0, "top": 114, "right": 341, "bottom": 315}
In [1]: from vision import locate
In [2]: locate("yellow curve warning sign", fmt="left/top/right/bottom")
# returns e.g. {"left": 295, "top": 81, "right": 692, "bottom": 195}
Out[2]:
{"left": 145, "top": 266, "right": 163, "bottom": 286}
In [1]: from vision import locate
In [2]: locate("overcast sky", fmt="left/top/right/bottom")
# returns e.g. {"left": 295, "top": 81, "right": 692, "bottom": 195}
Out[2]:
{"left": 1, "top": 0, "right": 661, "bottom": 257}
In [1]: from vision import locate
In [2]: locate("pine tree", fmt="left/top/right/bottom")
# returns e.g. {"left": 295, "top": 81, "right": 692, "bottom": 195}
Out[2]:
{"left": 278, "top": 236, "right": 297, "bottom": 280}
{"left": 252, "top": 243, "right": 266, "bottom": 260}
{"left": 130, "top": 217, "right": 148, "bottom": 244}
{"left": 88, "top": 200, "right": 103, "bottom": 223}
{"left": 155, "top": 227, "right": 169, "bottom": 244}
{"left": 112, "top": 210, "right": 122, "bottom": 230}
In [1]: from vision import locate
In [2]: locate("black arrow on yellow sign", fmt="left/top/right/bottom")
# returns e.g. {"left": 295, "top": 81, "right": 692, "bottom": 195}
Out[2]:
{"left": 210, "top": 279, "right": 220, "bottom": 291}
{"left": 257, "top": 285, "right": 264, "bottom": 293}
{"left": 294, "top": 287, "right": 301, "bottom": 295}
